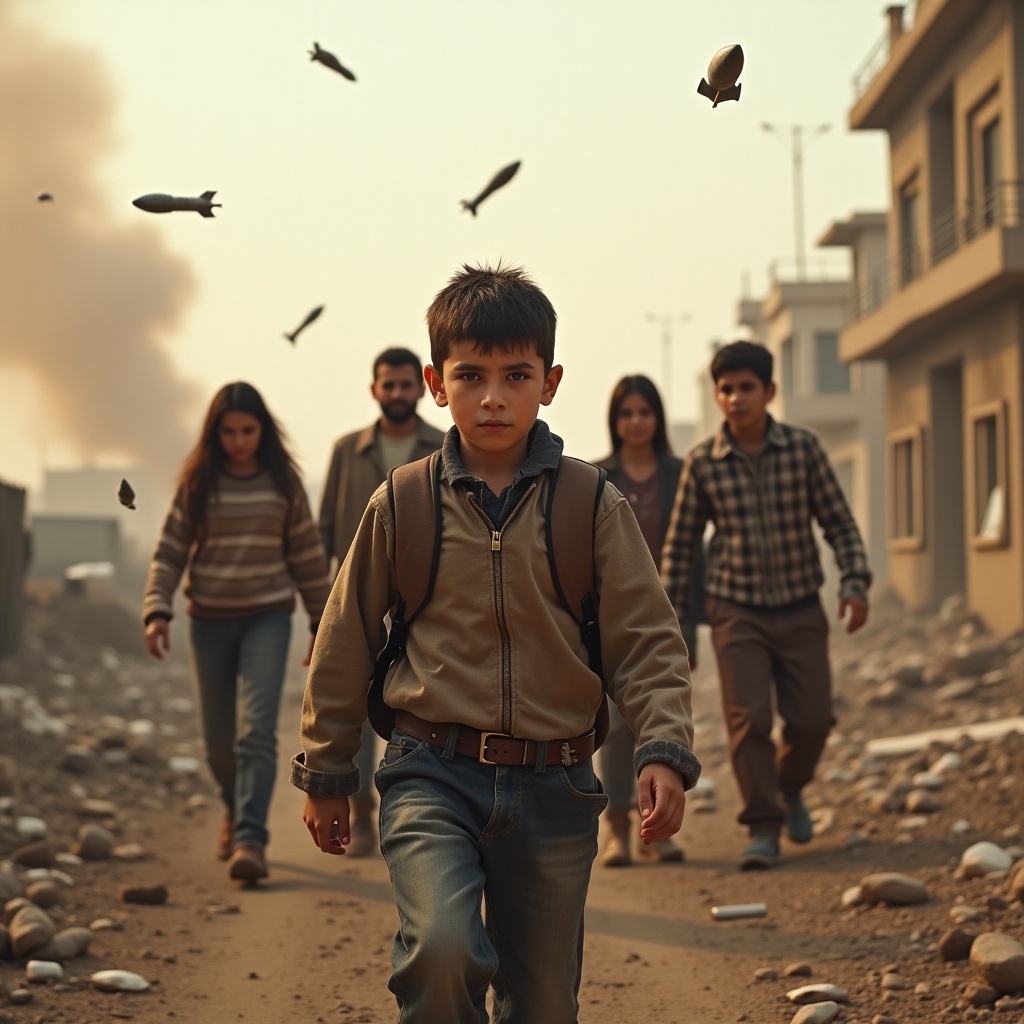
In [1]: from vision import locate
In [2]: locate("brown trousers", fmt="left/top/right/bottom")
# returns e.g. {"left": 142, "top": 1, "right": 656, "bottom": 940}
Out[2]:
{"left": 705, "top": 595, "right": 835, "bottom": 838}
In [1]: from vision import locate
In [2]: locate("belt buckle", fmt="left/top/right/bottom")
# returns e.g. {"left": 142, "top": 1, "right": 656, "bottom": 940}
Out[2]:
{"left": 560, "top": 742, "right": 578, "bottom": 766}
{"left": 478, "top": 731, "right": 508, "bottom": 764}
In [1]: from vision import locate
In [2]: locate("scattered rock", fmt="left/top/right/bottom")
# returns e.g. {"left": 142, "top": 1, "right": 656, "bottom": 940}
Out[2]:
{"left": 785, "top": 983, "right": 849, "bottom": 1004}
{"left": 11, "top": 841, "right": 57, "bottom": 869}
{"left": 90, "top": 969, "right": 150, "bottom": 992}
{"left": 24, "top": 880, "right": 60, "bottom": 910}
{"left": 9, "top": 905, "right": 56, "bottom": 957}
{"left": 790, "top": 1003, "right": 840, "bottom": 1024}
{"left": 72, "top": 823, "right": 114, "bottom": 861}
{"left": 961, "top": 841, "right": 1012, "bottom": 878}
{"left": 859, "top": 872, "right": 929, "bottom": 906}
{"left": 969, "top": 931, "right": 1024, "bottom": 994}
{"left": 938, "top": 927, "right": 975, "bottom": 961}
{"left": 120, "top": 883, "right": 168, "bottom": 906}
{"left": 25, "top": 959, "right": 63, "bottom": 984}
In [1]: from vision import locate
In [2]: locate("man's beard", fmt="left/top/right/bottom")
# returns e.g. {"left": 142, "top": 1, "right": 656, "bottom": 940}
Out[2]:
{"left": 381, "top": 400, "right": 416, "bottom": 425}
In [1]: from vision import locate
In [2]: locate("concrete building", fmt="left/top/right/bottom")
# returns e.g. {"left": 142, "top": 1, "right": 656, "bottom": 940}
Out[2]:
{"left": 840, "top": 0, "right": 1024, "bottom": 631}
{"left": 736, "top": 261, "right": 889, "bottom": 592}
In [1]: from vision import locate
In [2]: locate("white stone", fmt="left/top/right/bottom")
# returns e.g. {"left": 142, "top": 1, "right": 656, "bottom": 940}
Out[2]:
{"left": 167, "top": 755, "right": 200, "bottom": 775}
{"left": 91, "top": 969, "right": 150, "bottom": 992}
{"left": 16, "top": 817, "right": 47, "bottom": 839}
{"left": 961, "top": 841, "right": 1012, "bottom": 879}
{"left": 930, "top": 751, "right": 963, "bottom": 774}
{"left": 911, "top": 771, "right": 944, "bottom": 790}
{"left": 786, "top": 984, "right": 849, "bottom": 1004}
{"left": 950, "top": 819, "right": 972, "bottom": 837}
{"left": 127, "top": 719, "right": 155, "bottom": 737}
{"left": 25, "top": 960, "right": 63, "bottom": 983}
{"left": 840, "top": 886, "right": 863, "bottom": 908}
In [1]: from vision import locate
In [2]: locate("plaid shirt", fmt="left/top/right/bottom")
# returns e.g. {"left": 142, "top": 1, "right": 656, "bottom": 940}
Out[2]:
{"left": 661, "top": 417, "right": 871, "bottom": 618}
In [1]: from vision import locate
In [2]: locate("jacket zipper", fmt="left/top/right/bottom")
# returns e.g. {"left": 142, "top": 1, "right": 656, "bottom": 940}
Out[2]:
{"left": 468, "top": 484, "right": 536, "bottom": 733}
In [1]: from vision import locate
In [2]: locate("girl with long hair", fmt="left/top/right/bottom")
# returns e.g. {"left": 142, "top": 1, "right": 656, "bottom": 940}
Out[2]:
{"left": 595, "top": 374, "right": 702, "bottom": 867}
{"left": 142, "top": 382, "right": 331, "bottom": 883}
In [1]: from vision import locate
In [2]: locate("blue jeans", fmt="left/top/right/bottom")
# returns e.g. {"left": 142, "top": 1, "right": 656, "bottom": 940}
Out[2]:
{"left": 375, "top": 730, "right": 608, "bottom": 1024}
{"left": 188, "top": 611, "right": 292, "bottom": 849}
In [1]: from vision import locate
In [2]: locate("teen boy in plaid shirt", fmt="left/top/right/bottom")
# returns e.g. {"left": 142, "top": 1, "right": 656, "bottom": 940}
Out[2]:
{"left": 661, "top": 341, "right": 870, "bottom": 869}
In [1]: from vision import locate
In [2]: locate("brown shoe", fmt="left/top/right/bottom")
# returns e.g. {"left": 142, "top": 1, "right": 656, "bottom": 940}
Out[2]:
{"left": 228, "top": 844, "right": 268, "bottom": 881}
{"left": 638, "top": 837, "right": 685, "bottom": 863}
{"left": 216, "top": 814, "right": 233, "bottom": 862}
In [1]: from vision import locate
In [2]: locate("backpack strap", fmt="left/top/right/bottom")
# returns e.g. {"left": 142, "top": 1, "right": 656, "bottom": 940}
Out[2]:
{"left": 546, "top": 456, "right": 610, "bottom": 747}
{"left": 367, "top": 452, "right": 442, "bottom": 739}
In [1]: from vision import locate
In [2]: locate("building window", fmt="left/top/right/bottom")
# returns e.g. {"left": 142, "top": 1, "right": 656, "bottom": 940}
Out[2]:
{"left": 971, "top": 401, "right": 1007, "bottom": 547}
{"left": 899, "top": 180, "right": 920, "bottom": 284}
{"left": 780, "top": 336, "right": 795, "bottom": 396}
{"left": 815, "top": 332, "right": 851, "bottom": 393}
{"left": 889, "top": 426, "right": 923, "bottom": 550}
{"left": 980, "top": 118, "right": 1001, "bottom": 228}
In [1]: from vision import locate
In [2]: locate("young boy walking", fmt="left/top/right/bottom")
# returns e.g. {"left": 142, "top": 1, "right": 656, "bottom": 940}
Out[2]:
{"left": 661, "top": 341, "right": 870, "bottom": 871}
{"left": 292, "top": 264, "right": 700, "bottom": 1023}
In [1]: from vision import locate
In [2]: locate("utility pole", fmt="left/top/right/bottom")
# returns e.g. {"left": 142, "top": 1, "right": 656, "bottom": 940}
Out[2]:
{"left": 645, "top": 312, "right": 692, "bottom": 414}
{"left": 761, "top": 122, "right": 830, "bottom": 279}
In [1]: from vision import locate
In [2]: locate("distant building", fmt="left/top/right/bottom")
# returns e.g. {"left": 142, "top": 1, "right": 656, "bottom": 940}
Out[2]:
{"left": 735, "top": 259, "right": 889, "bottom": 592}
{"left": 841, "top": 0, "right": 1023, "bottom": 631}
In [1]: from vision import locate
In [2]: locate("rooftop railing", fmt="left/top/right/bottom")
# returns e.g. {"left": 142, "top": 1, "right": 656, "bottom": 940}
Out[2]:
{"left": 851, "top": 0, "right": 920, "bottom": 101}
{"left": 768, "top": 256, "right": 851, "bottom": 284}
{"left": 848, "top": 180, "right": 1024, "bottom": 321}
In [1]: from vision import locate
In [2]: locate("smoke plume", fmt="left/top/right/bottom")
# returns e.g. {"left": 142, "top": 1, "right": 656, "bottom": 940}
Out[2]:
{"left": 0, "top": 0, "right": 199, "bottom": 485}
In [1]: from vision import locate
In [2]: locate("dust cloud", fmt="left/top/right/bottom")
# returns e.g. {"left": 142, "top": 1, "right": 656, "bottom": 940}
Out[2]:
{"left": 0, "top": 0, "right": 199, "bottom": 486}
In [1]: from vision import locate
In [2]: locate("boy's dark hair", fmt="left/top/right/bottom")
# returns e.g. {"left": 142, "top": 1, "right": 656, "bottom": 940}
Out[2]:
{"left": 426, "top": 263, "right": 557, "bottom": 372}
{"left": 710, "top": 341, "right": 773, "bottom": 386}
{"left": 372, "top": 347, "right": 423, "bottom": 379}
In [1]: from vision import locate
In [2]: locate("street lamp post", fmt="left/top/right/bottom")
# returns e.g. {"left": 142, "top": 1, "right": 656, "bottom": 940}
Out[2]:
{"left": 761, "top": 122, "right": 830, "bottom": 279}
{"left": 645, "top": 312, "right": 692, "bottom": 414}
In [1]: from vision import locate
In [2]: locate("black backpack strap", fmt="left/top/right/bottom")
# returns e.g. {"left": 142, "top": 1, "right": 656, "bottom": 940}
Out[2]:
{"left": 546, "top": 456, "right": 610, "bottom": 747}
{"left": 367, "top": 452, "right": 442, "bottom": 740}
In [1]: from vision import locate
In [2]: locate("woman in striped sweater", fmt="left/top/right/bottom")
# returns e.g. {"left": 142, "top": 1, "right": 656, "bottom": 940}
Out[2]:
{"left": 143, "top": 382, "right": 331, "bottom": 884}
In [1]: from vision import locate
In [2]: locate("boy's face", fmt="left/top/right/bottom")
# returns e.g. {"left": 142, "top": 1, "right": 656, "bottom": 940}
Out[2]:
{"left": 425, "top": 340, "right": 562, "bottom": 460}
{"left": 714, "top": 369, "right": 775, "bottom": 434}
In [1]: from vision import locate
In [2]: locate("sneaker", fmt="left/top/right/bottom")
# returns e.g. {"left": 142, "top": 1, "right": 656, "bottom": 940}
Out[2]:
{"left": 739, "top": 835, "right": 779, "bottom": 871}
{"left": 638, "top": 837, "right": 685, "bottom": 863}
{"left": 216, "top": 814, "right": 233, "bottom": 862}
{"left": 228, "top": 845, "right": 268, "bottom": 882}
{"left": 783, "top": 794, "right": 814, "bottom": 844}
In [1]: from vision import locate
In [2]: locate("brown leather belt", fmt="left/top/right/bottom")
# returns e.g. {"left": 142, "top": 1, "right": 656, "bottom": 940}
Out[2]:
{"left": 394, "top": 710, "right": 596, "bottom": 767}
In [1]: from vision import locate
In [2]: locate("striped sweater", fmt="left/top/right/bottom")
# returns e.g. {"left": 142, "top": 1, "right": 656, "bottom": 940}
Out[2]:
{"left": 142, "top": 469, "right": 332, "bottom": 630}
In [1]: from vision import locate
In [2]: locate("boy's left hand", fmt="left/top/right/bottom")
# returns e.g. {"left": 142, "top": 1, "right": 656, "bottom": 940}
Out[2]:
{"left": 637, "top": 763, "right": 686, "bottom": 844}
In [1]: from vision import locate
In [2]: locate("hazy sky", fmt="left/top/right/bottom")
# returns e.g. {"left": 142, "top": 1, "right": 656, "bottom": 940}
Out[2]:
{"left": 2, "top": 0, "right": 893, "bottom": 507}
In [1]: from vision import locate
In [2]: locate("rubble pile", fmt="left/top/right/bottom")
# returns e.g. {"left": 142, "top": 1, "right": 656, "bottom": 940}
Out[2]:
{"left": 0, "top": 586, "right": 215, "bottom": 1014}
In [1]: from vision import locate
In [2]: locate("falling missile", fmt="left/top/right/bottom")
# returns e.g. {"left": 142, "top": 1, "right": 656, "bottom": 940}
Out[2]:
{"left": 132, "top": 191, "right": 222, "bottom": 217}
{"left": 284, "top": 304, "right": 325, "bottom": 345}
{"left": 117, "top": 479, "right": 136, "bottom": 510}
{"left": 309, "top": 42, "right": 356, "bottom": 81}
{"left": 37, "top": 192, "right": 54, "bottom": 202}
{"left": 697, "top": 44, "right": 744, "bottom": 107}
{"left": 460, "top": 161, "right": 521, "bottom": 217}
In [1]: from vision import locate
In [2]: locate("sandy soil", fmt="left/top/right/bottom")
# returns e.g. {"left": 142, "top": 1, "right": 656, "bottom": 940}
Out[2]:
{"left": 1, "top": 588, "right": 1023, "bottom": 1023}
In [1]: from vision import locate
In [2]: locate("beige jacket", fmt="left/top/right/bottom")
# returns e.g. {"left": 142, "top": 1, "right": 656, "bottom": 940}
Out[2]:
{"left": 318, "top": 416, "right": 446, "bottom": 570}
{"left": 293, "top": 432, "right": 700, "bottom": 798}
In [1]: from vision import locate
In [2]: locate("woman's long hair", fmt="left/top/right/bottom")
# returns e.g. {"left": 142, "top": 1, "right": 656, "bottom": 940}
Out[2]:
{"left": 607, "top": 374, "right": 672, "bottom": 455}
{"left": 177, "top": 382, "right": 301, "bottom": 544}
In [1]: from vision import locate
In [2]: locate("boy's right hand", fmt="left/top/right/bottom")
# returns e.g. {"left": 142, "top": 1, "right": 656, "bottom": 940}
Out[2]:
{"left": 303, "top": 795, "right": 350, "bottom": 855}
{"left": 144, "top": 619, "right": 170, "bottom": 660}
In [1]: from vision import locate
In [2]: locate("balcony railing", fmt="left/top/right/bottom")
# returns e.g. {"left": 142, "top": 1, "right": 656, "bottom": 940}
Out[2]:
{"left": 768, "top": 255, "right": 851, "bottom": 284}
{"left": 851, "top": 0, "right": 920, "bottom": 101}
{"left": 848, "top": 180, "right": 1024, "bottom": 321}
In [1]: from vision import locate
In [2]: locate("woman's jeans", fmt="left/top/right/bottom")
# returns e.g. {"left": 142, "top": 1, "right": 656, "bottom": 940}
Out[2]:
{"left": 375, "top": 730, "right": 607, "bottom": 1024}
{"left": 188, "top": 611, "right": 292, "bottom": 849}
{"left": 597, "top": 703, "right": 637, "bottom": 811}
